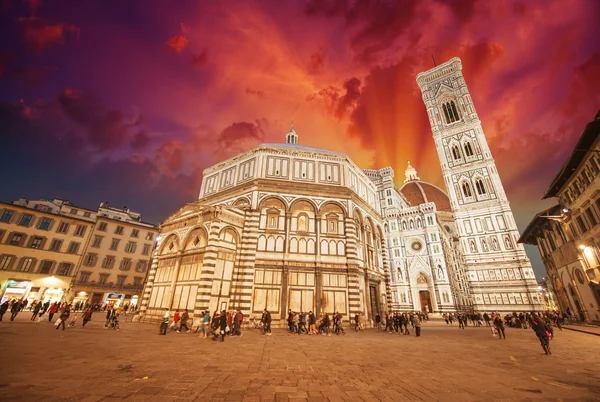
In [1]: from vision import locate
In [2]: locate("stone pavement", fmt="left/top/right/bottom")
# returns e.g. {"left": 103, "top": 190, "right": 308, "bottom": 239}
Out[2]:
{"left": 1, "top": 315, "right": 599, "bottom": 401}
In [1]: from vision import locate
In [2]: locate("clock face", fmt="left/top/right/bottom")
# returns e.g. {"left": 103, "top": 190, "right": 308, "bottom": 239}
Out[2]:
{"left": 411, "top": 241, "right": 422, "bottom": 251}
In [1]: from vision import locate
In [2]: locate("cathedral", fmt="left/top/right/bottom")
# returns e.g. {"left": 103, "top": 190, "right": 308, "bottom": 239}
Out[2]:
{"left": 139, "top": 57, "right": 544, "bottom": 325}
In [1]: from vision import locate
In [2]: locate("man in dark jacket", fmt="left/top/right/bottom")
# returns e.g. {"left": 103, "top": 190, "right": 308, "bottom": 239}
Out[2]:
{"left": 213, "top": 311, "right": 227, "bottom": 342}
{"left": 0, "top": 300, "right": 9, "bottom": 321}
{"left": 178, "top": 309, "right": 190, "bottom": 333}
{"left": 10, "top": 300, "right": 22, "bottom": 321}
{"left": 30, "top": 301, "right": 42, "bottom": 321}
{"left": 261, "top": 309, "right": 272, "bottom": 336}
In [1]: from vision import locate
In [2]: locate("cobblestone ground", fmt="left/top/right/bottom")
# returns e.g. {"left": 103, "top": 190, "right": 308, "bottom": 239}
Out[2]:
{"left": 1, "top": 314, "right": 599, "bottom": 401}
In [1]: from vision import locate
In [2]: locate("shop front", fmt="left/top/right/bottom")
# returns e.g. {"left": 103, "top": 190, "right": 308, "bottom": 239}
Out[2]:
{"left": 103, "top": 292, "right": 125, "bottom": 308}
{"left": 1, "top": 279, "right": 31, "bottom": 304}
{"left": 72, "top": 291, "right": 89, "bottom": 307}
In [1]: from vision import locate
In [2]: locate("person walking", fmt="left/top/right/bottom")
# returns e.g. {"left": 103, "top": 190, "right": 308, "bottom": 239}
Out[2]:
{"left": 160, "top": 309, "right": 169, "bottom": 335}
{"left": 415, "top": 315, "right": 421, "bottom": 337}
{"left": 55, "top": 306, "right": 70, "bottom": 330}
{"left": 10, "top": 300, "right": 22, "bottom": 321}
{"left": 82, "top": 307, "right": 93, "bottom": 327}
{"left": 104, "top": 307, "right": 114, "bottom": 329}
{"left": 530, "top": 314, "right": 552, "bottom": 355}
{"left": 30, "top": 302, "right": 42, "bottom": 321}
{"left": 0, "top": 300, "right": 9, "bottom": 321}
{"left": 178, "top": 309, "right": 190, "bottom": 333}
{"left": 494, "top": 314, "right": 506, "bottom": 339}
{"left": 199, "top": 311, "right": 210, "bottom": 338}
{"left": 233, "top": 310, "right": 243, "bottom": 337}
{"left": 212, "top": 311, "right": 226, "bottom": 342}
{"left": 261, "top": 309, "right": 272, "bottom": 336}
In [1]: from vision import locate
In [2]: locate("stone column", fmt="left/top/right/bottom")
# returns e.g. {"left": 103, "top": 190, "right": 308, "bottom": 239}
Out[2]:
{"left": 315, "top": 214, "right": 321, "bottom": 314}
{"left": 280, "top": 212, "right": 292, "bottom": 321}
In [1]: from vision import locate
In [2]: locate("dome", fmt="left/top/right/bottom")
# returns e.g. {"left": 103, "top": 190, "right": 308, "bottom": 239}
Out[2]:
{"left": 399, "top": 181, "right": 452, "bottom": 212}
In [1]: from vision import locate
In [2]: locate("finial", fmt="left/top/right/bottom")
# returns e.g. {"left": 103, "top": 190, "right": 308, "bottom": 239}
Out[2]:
{"left": 290, "top": 121, "right": 295, "bottom": 131}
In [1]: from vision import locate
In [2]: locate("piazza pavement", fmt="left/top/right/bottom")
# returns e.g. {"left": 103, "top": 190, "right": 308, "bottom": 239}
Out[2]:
{"left": 0, "top": 313, "right": 599, "bottom": 401}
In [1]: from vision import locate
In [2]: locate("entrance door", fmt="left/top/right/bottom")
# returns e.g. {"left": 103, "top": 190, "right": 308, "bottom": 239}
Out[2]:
{"left": 369, "top": 285, "right": 379, "bottom": 316}
{"left": 419, "top": 291, "right": 432, "bottom": 313}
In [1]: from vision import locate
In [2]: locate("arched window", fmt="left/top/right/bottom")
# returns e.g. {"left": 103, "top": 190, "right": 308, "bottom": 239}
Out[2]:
{"left": 475, "top": 179, "right": 486, "bottom": 195}
{"left": 451, "top": 101, "right": 460, "bottom": 121}
{"left": 462, "top": 182, "right": 473, "bottom": 198}
{"left": 464, "top": 142, "right": 474, "bottom": 157}
{"left": 452, "top": 145, "right": 461, "bottom": 160}
{"left": 442, "top": 104, "right": 451, "bottom": 124}
{"left": 297, "top": 214, "right": 307, "bottom": 232}
{"left": 442, "top": 100, "right": 461, "bottom": 124}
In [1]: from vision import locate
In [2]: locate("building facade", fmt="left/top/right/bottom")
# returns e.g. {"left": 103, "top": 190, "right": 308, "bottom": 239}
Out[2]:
{"left": 520, "top": 111, "right": 600, "bottom": 322}
{"left": 139, "top": 57, "right": 544, "bottom": 325}
{"left": 0, "top": 198, "right": 158, "bottom": 308}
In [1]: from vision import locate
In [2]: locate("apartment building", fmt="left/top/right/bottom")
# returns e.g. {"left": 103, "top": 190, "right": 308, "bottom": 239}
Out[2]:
{"left": 72, "top": 203, "right": 158, "bottom": 309}
{"left": 0, "top": 199, "right": 94, "bottom": 305}
{"left": 520, "top": 110, "right": 600, "bottom": 322}
{"left": 0, "top": 198, "right": 158, "bottom": 308}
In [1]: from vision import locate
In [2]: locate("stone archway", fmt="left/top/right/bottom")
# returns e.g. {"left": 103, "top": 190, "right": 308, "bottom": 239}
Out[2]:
{"left": 413, "top": 272, "right": 433, "bottom": 313}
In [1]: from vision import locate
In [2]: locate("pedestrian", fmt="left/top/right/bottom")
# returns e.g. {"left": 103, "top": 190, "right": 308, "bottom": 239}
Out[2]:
{"left": 171, "top": 310, "right": 180, "bottom": 331}
{"left": 494, "top": 314, "right": 506, "bottom": 339}
{"left": 104, "top": 307, "right": 114, "bottom": 329}
{"left": 9, "top": 300, "right": 22, "bottom": 321}
{"left": 178, "top": 309, "right": 190, "bottom": 333}
{"left": 375, "top": 313, "right": 381, "bottom": 329}
{"left": 233, "top": 310, "right": 243, "bottom": 336}
{"left": 30, "top": 301, "right": 42, "bottom": 321}
{"left": 530, "top": 314, "right": 552, "bottom": 355}
{"left": 198, "top": 311, "right": 210, "bottom": 338}
{"left": 0, "top": 300, "right": 9, "bottom": 321}
{"left": 415, "top": 314, "right": 421, "bottom": 337}
{"left": 82, "top": 307, "right": 93, "bottom": 327}
{"left": 47, "top": 303, "right": 58, "bottom": 322}
{"left": 56, "top": 306, "right": 70, "bottom": 330}
{"left": 213, "top": 311, "right": 227, "bottom": 342}
{"left": 308, "top": 311, "right": 316, "bottom": 335}
{"left": 160, "top": 308, "right": 169, "bottom": 335}
{"left": 261, "top": 309, "right": 272, "bottom": 336}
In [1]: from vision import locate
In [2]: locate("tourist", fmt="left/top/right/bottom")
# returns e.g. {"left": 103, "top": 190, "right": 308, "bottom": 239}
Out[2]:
{"left": 0, "top": 300, "right": 9, "bottom": 321}
{"left": 178, "top": 309, "right": 190, "bottom": 333}
{"left": 226, "top": 310, "right": 233, "bottom": 335}
{"left": 171, "top": 310, "right": 180, "bottom": 331}
{"left": 298, "top": 312, "right": 307, "bottom": 334}
{"left": 493, "top": 314, "right": 506, "bottom": 339}
{"left": 308, "top": 311, "right": 316, "bottom": 335}
{"left": 55, "top": 306, "right": 70, "bottom": 330}
{"left": 233, "top": 310, "right": 243, "bottom": 336}
{"left": 483, "top": 312, "right": 490, "bottom": 326}
{"left": 82, "top": 307, "right": 93, "bottom": 327}
{"left": 9, "top": 299, "right": 21, "bottom": 321}
{"left": 458, "top": 314, "right": 465, "bottom": 329}
{"left": 104, "top": 307, "right": 114, "bottom": 329}
{"left": 199, "top": 311, "right": 210, "bottom": 338}
{"left": 530, "top": 314, "right": 552, "bottom": 355}
{"left": 30, "top": 301, "right": 42, "bottom": 321}
{"left": 415, "top": 314, "right": 421, "bottom": 337}
{"left": 160, "top": 309, "right": 169, "bottom": 335}
{"left": 375, "top": 313, "right": 381, "bottom": 329}
{"left": 261, "top": 309, "right": 272, "bottom": 336}
{"left": 212, "top": 310, "right": 227, "bottom": 342}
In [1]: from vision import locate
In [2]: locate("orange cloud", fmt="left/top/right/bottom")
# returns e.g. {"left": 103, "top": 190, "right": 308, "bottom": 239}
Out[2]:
{"left": 18, "top": 17, "right": 78, "bottom": 52}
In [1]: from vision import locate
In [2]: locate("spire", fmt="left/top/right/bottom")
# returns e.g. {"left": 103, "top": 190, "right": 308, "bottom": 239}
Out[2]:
{"left": 286, "top": 121, "right": 298, "bottom": 144}
{"left": 404, "top": 160, "right": 420, "bottom": 183}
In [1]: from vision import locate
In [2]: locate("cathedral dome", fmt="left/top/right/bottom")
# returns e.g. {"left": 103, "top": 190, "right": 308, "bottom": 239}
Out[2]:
{"left": 399, "top": 181, "right": 452, "bottom": 212}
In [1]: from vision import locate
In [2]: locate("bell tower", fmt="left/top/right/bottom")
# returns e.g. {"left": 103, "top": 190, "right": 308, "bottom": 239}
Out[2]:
{"left": 416, "top": 57, "right": 543, "bottom": 312}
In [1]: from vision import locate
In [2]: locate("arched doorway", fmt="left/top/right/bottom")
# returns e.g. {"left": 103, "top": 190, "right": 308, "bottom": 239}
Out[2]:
{"left": 415, "top": 272, "right": 432, "bottom": 313}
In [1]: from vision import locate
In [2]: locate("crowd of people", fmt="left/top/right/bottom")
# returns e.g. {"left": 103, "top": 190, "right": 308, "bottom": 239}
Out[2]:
{"left": 2, "top": 295, "right": 567, "bottom": 355}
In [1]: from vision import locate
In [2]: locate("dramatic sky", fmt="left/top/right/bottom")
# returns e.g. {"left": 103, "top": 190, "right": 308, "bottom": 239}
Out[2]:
{"left": 1, "top": 0, "right": 599, "bottom": 279}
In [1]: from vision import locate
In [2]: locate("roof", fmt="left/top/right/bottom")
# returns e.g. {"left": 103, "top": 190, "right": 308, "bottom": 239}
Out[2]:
{"left": 518, "top": 204, "right": 561, "bottom": 245}
{"left": 543, "top": 114, "right": 600, "bottom": 199}
{"left": 399, "top": 181, "right": 452, "bottom": 212}
{"left": 259, "top": 143, "right": 347, "bottom": 158}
